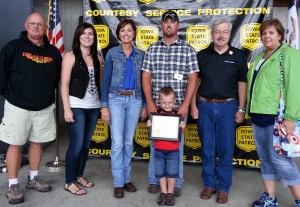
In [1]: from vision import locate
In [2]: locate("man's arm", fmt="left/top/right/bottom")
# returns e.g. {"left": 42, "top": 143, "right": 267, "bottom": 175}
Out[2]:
{"left": 177, "top": 72, "right": 198, "bottom": 118}
{"left": 190, "top": 83, "right": 199, "bottom": 119}
{"left": 235, "top": 81, "right": 247, "bottom": 123}
{"left": 142, "top": 71, "right": 157, "bottom": 114}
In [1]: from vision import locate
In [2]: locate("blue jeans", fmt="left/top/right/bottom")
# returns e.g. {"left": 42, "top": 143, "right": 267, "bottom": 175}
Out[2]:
{"left": 148, "top": 117, "right": 186, "bottom": 188}
{"left": 155, "top": 149, "right": 179, "bottom": 178}
{"left": 65, "top": 108, "right": 100, "bottom": 183}
{"left": 196, "top": 99, "right": 237, "bottom": 192}
{"left": 108, "top": 95, "right": 142, "bottom": 187}
{"left": 252, "top": 123, "right": 300, "bottom": 186}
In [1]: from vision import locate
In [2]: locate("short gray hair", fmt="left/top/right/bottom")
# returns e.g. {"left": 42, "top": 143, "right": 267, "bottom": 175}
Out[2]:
{"left": 212, "top": 18, "right": 232, "bottom": 32}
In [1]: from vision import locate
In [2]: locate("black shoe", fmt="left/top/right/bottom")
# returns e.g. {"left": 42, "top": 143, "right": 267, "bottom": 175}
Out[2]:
{"left": 124, "top": 182, "right": 137, "bottom": 192}
{"left": 174, "top": 187, "right": 181, "bottom": 197}
{"left": 157, "top": 193, "right": 166, "bottom": 205}
{"left": 113, "top": 187, "right": 124, "bottom": 198}
{"left": 148, "top": 184, "right": 160, "bottom": 193}
{"left": 166, "top": 193, "right": 176, "bottom": 206}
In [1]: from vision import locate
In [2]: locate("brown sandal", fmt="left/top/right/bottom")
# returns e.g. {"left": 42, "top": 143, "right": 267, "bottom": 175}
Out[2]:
{"left": 76, "top": 177, "right": 94, "bottom": 188}
{"left": 64, "top": 183, "right": 87, "bottom": 196}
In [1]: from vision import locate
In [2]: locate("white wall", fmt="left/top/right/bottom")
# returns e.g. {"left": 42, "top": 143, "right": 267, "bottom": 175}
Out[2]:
{"left": 274, "top": 7, "right": 300, "bottom": 48}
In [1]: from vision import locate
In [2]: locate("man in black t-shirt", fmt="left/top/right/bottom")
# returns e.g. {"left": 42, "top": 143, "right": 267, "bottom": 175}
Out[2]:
{"left": 190, "top": 18, "right": 247, "bottom": 204}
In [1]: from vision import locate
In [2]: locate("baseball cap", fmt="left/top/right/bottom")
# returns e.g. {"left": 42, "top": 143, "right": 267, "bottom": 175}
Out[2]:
{"left": 161, "top": 10, "right": 179, "bottom": 22}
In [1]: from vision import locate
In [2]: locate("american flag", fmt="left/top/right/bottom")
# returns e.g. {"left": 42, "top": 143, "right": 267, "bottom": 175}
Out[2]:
{"left": 48, "top": 0, "right": 65, "bottom": 55}
{"left": 286, "top": 0, "right": 299, "bottom": 49}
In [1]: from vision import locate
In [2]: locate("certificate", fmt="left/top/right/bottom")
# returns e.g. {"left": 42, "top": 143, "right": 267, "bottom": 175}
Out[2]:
{"left": 149, "top": 113, "right": 182, "bottom": 142}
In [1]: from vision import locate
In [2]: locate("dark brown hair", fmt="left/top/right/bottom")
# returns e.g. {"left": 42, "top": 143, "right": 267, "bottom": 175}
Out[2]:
{"left": 260, "top": 18, "right": 285, "bottom": 42}
{"left": 72, "top": 22, "right": 98, "bottom": 57}
{"left": 159, "top": 87, "right": 176, "bottom": 98}
{"left": 116, "top": 19, "right": 137, "bottom": 41}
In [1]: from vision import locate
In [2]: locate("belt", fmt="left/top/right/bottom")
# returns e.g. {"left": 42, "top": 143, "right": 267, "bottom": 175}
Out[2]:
{"left": 120, "top": 90, "right": 135, "bottom": 96}
{"left": 199, "top": 97, "right": 235, "bottom": 103}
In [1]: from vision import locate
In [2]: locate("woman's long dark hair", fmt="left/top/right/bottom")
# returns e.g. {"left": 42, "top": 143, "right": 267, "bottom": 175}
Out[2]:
{"left": 72, "top": 22, "right": 98, "bottom": 57}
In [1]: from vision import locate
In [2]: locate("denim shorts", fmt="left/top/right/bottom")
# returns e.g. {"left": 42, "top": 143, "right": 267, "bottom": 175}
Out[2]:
{"left": 154, "top": 149, "right": 179, "bottom": 178}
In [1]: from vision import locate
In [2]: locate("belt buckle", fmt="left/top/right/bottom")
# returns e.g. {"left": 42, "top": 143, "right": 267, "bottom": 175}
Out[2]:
{"left": 121, "top": 90, "right": 133, "bottom": 96}
{"left": 122, "top": 90, "right": 128, "bottom": 96}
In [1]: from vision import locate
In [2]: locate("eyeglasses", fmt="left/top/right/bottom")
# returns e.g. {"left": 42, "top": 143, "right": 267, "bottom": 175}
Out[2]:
{"left": 161, "top": 101, "right": 175, "bottom": 106}
{"left": 27, "top": 22, "right": 47, "bottom": 28}
{"left": 214, "top": 30, "right": 230, "bottom": 35}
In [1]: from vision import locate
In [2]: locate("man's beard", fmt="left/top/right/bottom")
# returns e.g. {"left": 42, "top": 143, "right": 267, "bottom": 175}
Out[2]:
{"left": 163, "top": 31, "right": 176, "bottom": 38}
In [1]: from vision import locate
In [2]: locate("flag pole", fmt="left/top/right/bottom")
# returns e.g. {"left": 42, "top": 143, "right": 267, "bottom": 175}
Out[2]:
{"left": 46, "top": 89, "right": 65, "bottom": 169}
{"left": 46, "top": 0, "right": 65, "bottom": 170}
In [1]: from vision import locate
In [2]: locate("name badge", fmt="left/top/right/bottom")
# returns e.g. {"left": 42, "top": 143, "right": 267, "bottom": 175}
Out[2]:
{"left": 174, "top": 73, "right": 183, "bottom": 80}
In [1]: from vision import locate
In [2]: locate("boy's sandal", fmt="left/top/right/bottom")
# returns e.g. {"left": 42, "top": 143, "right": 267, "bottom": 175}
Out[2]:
{"left": 64, "top": 183, "right": 87, "bottom": 196}
{"left": 77, "top": 177, "right": 94, "bottom": 188}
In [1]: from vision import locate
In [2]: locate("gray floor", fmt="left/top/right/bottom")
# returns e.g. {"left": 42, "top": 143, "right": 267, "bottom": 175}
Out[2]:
{"left": 0, "top": 128, "right": 298, "bottom": 207}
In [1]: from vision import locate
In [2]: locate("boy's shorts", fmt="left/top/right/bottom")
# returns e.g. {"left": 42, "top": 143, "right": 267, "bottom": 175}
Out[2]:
{"left": 154, "top": 149, "right": 179, "bottom": 178}
{"left": 0, "top": 101, "right": 56, "bottom": 145}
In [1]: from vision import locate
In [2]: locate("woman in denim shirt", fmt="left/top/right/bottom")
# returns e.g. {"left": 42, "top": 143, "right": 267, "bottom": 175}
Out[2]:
{"left": 100, "top": 19, "right": 147, "bottom": 198}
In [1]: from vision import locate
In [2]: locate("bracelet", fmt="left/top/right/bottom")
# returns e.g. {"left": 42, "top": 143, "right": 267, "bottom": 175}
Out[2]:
{"left": 238, "top": 108, "right": 246, "bottom": 113}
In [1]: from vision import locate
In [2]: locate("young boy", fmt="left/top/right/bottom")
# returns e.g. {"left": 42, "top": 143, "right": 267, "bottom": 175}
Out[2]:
{"left": 147, "top": 87, "right": 185, "bottom": 206}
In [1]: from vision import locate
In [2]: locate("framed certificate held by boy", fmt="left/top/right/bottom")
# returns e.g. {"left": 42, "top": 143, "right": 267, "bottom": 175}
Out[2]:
{"left": 148, "top": 113, "right": 182, "bottom": 142}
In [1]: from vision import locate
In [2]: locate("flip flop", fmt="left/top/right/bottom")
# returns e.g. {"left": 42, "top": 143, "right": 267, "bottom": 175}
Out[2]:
{"left": 76, "top": 177, "right": 94, "bottom": 188}
{"left": 64, "top": 183, "right": 87, "bottom": 196}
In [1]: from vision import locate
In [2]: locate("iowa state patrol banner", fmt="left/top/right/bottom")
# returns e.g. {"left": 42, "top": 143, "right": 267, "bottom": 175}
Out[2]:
{"left": 85, "top": 0, "right": 273, "bottom": 168}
